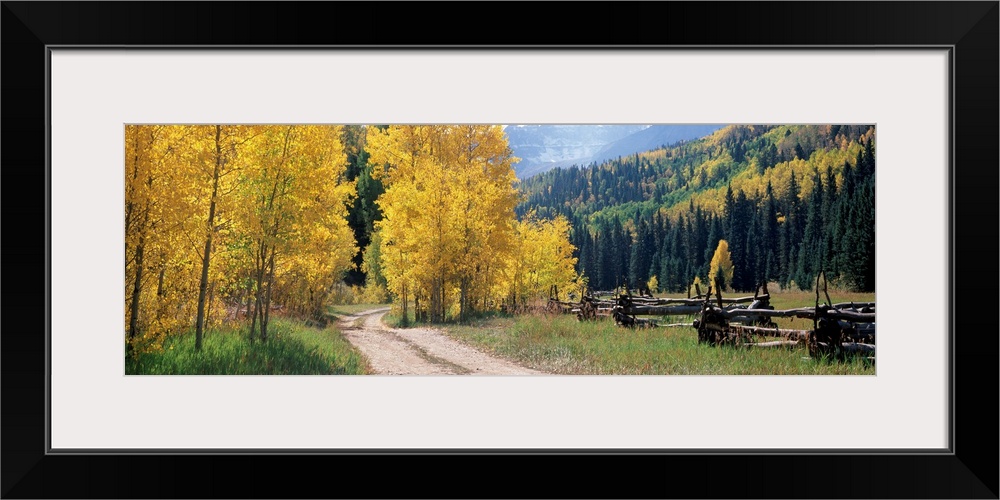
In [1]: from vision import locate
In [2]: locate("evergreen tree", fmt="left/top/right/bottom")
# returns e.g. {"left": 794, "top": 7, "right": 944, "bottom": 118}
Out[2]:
{"left": 762, "top": 181, "right": 779, "bottom": 283}
{"left": 610, "top": 218, "right": 630, "bottom": 289}
{"left": 693, "top": 205, "right": 708, "bottom": 271}
{"left": 729, "top": 190, "right": 752, "bottom": 291}
{"left": 797, "top": 169, "right": 825, "bottom": 288}
{"left": 778, "top": 217, "right": 792, "bottom": 288}
{"left": 746, "top": 206, "right": 764, "bottom": 288}
{"left": 794, "top": 143, "right": 806, "bottom": 160}
{"left": 780, "top": 171, "right": 803, "bottom": 287}
{"left": 676, "top": 215, "right": 690, "bottom": 285}
{"left": 822, "top": 166, "right": 839, "bottom": 276}
{"left": 841, "top": 141, "right": 876, "bottom": 291}
{"left": 704, "top": 214, "right": 722, "bottom": 265}
{"left": 723, "top": 184, "right": 736, "bottom": 236}
{"left": 597, "top": 220, "right": 614, "bottom": 290}
{"left": 629, "top": 217, "right": 654, "bottom": 288}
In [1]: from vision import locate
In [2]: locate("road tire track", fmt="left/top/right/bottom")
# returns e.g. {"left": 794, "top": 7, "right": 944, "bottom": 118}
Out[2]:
{"left": 338, "top": 308, "right": 542, "bottom": 375}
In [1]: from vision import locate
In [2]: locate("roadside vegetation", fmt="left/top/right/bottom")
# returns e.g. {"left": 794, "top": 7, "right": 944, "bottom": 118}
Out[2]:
{"left": 439, "top": 288, "right": 874, "bottom": 375}
{"left": 126, "top": 317, "right": 370, "bottom": 375}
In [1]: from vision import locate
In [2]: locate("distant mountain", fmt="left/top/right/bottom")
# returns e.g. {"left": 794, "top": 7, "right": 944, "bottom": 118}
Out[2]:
{"left": 504, "top": 125, "right": 724, "bottom": 179}
{"left": 589, "top": 125, "right": 724, "bottom": 165}
{"left": 504, "top": 125, "right": 648, "bottom": 179}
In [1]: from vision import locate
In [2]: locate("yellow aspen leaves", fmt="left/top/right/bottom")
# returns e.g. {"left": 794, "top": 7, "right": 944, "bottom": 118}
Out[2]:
{"left": 367, "top": 125, "right": 576, "bottom": 321}
{"left": 708, "top": 239, "right": 735, "bottom": 292}
{"left": 124, "top": 125, "right": 355, "bottom": 352}
{"left": 507, "top": 212, "right": 579, "bottom": 307}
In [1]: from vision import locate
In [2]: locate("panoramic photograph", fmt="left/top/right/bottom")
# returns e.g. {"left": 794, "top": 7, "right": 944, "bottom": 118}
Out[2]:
{"left": 124, "top": 124, "right": 875, "bottom": 375}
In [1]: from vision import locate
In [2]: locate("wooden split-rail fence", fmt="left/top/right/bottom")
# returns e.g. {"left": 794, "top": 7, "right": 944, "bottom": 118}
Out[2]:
{"left": 546, "top": 273, "right": 875, "bottom": 362}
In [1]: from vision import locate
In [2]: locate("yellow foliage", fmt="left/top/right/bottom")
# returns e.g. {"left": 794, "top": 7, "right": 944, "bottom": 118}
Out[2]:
{"left": 125, "top": 125, "right": 356, "bottom": 350}
{"left": 689, "top": 275, "right": 703, "bottom": 297}
{"left": 708, "top": 240, "right": 735, "bottom": 291}
{"left": 647, "top": 275, "right": 659, "bottom": 294}
{"left": 366, "top": 125, "right": 523, "bottom": 321}
{"left": 506, "top": 212, "right": 578, "bottom": 306}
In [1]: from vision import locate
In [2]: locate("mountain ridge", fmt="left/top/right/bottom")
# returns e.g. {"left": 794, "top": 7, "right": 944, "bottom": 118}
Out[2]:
{"left": 505, "top": 124, "right": 723, "bottom": 179}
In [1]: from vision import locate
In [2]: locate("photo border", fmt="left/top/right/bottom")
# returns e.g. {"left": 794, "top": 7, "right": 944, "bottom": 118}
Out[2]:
{"left": 3, "top": 2, "right": 996, "bottom": 498}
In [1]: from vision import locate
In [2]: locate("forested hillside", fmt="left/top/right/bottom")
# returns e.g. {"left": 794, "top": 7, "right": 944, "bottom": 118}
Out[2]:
{"left": 517, "top": 125, "right": 876, "bottom": 293}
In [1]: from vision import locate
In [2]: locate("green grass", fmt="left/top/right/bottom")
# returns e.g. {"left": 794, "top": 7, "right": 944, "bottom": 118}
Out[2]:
{"left": 383, "top": 312, "right": 407, "bottom": 328}
{"left": 764, "top": 289, "right": 875, "bottom": 309}
{"left": 326, "top": 303, "right": 389, "bottom": 318}
{"left": 126, "top": 317, "right": 371, "bottom": 375}
{"left": 440, "top": 312, "right": 873, "bottom": 375}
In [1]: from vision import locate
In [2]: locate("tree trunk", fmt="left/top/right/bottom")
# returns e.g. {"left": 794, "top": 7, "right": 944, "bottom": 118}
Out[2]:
{"left": 195, "top": 125, "right": 223, "bottom": 351}
{"left": 401, "top": 282, "right": 409, "bottom": 327}
{"left": 459, "top": 277, "right": 469, "bottom": 323}
{"left": 245, "top": 293, "right": 252, "bottom": 321}
{"left": 156, "top": 267, "right": 165, "bottom": 298}
{"left": 414, "top": 292, "right": 420, "bottom": 324}
{"left": 254, "top": 295, "right": 264, "bottom": 343}
{"left": 154, "top": 263, "right": 167, "bottom": 322}
{"left": 261, "top": 247, "right": 276, "bottom": 342}
{"left": 249, "top": 244, "right": 266, "bottom": 342}
{"left": 249, "top": 290, "right": 261, "bottom": 342}
{"left": 430, "top": 277, "right": 442, "bottom": 323}
{"left": 127, "top": 231, "right": 145, "bottom": 352}
{"left": 245, "top": 276, "right": 254, "bottom": 321}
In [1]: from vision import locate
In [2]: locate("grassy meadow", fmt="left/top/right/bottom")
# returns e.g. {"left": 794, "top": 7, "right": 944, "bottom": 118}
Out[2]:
{"left": 126, "top": 317, "right": 371, "bottom": 375}
{"left": 438, "top": 288, "right": 875, "bottom": 375}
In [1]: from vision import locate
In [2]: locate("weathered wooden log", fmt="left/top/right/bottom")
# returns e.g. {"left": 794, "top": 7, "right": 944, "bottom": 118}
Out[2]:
{"left": 699, "top": 322, "right": 729, "bottom": 332}
{"left": 624, "top": 304, "right": 704, "bottom": 316}
{"left": 623, "top": 294, "right": 768, "bottom": 307}
{"left": 612, "top": 308, "right": 658, "bottom": 328}
{"left": 713, "top": 307, "right": 875, "bottom": 323}
{"left": 745, "top": 340, "right": 801, "bottom": 349}
{"left": 616, "top": 294, "right": 765, "bottom": 318}
{"left": 819, "top": 309, "right": 876, "bottom": 323}
{"left": 715, "top": 307, "right": 811, "bottom": 319}
{"left": 548, "top": 299, "right": 582, "bottom": 312}
{"left": 577, "top": 298, "right": 597, "bottom": 321}
{"left": 831, "top": 302, "right": 875, "bottom": 309}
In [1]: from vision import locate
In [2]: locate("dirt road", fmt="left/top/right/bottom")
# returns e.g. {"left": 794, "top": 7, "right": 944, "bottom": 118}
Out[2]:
{"left": 337, "top": 308, "right": 542, "bottom": 375}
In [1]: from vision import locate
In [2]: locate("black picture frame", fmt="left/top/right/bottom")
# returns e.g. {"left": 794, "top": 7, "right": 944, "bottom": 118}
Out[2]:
{"left": 3, "top": 2, "right": 996, "bottom": 498}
